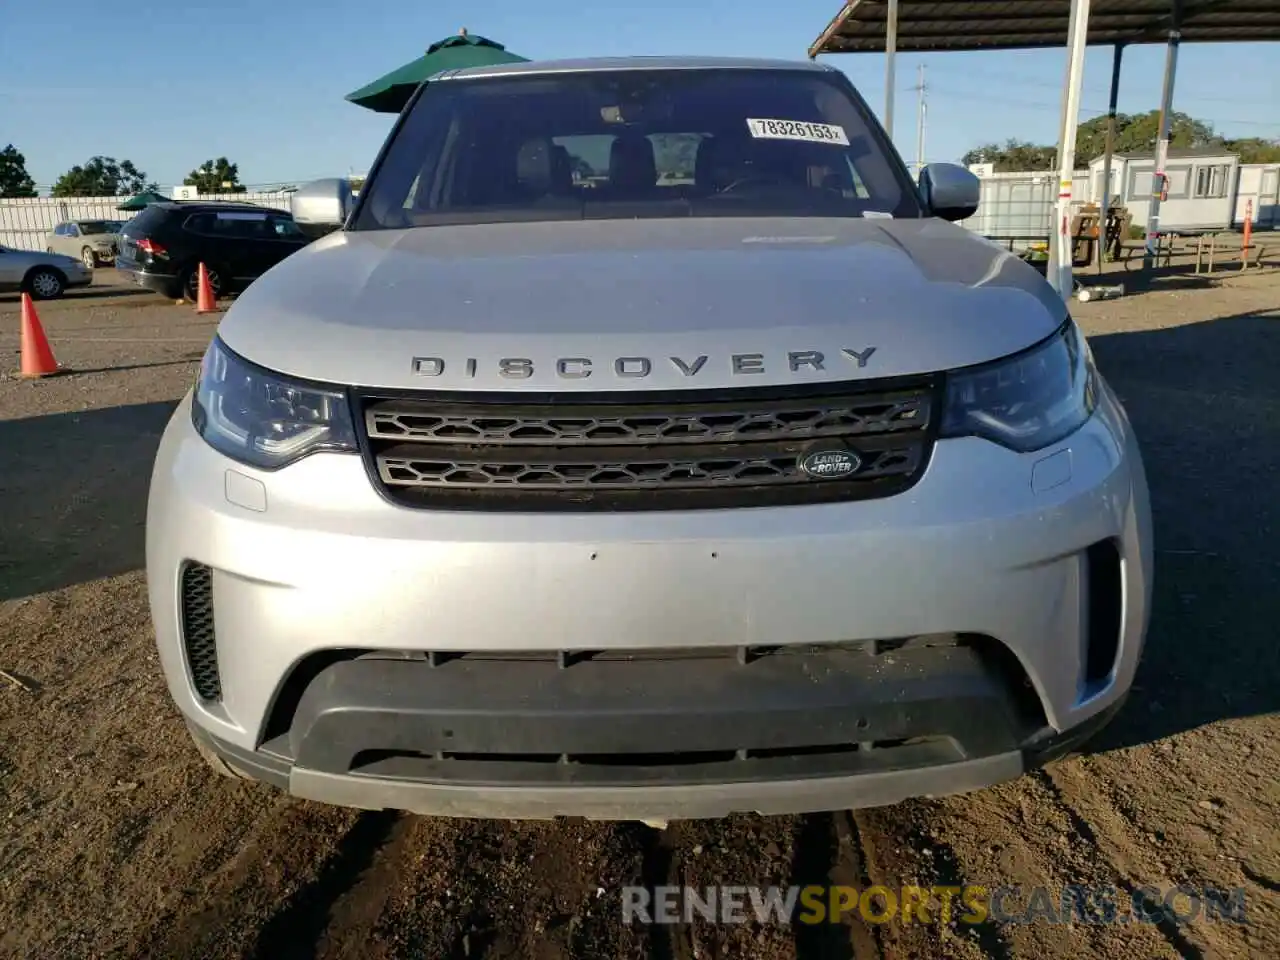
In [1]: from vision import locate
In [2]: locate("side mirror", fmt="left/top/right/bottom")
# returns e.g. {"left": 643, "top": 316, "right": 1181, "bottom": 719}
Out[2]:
{"left": 290, "top": 178, "right": 353, "bottom": 239}
{"left": 919, "top": 163, "right": 981, "bottom": 222}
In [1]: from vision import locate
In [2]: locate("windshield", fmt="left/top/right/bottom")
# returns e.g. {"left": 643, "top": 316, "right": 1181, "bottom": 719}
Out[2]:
{"left": 78, "top": 221, "right": 112, "bottom": 235}
{"left": 354, "top": 67, "right": 921, "bottom": 230}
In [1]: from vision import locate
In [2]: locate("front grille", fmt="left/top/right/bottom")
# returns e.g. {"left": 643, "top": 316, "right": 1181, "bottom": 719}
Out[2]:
{"left": 355, "top": 380, "right": 938, "bottom": 511}
{"left": 179, "top": 563, "right": 221, "bottom": 701}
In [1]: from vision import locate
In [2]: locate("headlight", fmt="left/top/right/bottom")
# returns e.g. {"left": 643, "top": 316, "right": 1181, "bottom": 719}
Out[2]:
{"left": 191, "top": 337, "right": 357, "bottom": 469}
{"left": 940, "top": 319, "right": 1098, "bottom": 452}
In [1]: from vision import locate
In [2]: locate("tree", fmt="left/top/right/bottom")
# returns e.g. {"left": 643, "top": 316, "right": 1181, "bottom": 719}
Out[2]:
{"left": 652, "top": 134, "right": 701, "bottom": 179}
{"left": 961, "top": 110, "right": 1267, "bottom": 171}
{"left": 961, "top": 139, "right": 1056, "bottom": 172}
{"left": 52, "top": 156, "right": 153, "bottom": 197}
{"left": 0, "top": 144, "right": 38, "bottom": 197}
{"left": 1221, "top": 137, "right": 1280, "bottom": 164}
{"left": 184, "top": 157, "right": 246, "bottom": 193}
{"left": 1074, "top": 110, "right": 1217, "bottom": 159}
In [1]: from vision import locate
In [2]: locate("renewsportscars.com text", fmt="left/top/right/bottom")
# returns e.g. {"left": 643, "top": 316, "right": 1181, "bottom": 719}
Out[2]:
{"left": 621, "top": 884, "right": 1248, "bottom": 927}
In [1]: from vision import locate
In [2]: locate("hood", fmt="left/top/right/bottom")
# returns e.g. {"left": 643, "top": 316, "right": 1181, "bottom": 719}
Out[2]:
{"left": 216, "top": 217, "right": 1067, "bottom": 393}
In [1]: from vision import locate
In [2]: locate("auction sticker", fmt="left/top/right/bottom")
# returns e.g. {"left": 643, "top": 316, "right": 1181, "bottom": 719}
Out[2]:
{"left": 746, "top": 118, "right": 850, "bottom": 145}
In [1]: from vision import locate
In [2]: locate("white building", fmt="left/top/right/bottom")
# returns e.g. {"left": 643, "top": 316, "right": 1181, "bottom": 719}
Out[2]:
{"left": 1087, "top": 147, "right": 1279, "bottom": 232}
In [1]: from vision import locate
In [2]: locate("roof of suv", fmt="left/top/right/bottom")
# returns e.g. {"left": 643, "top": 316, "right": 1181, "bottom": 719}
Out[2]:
{"left": 436, "top": 55, "right": 840, "bottom": 83}
{"left": 150, "top": 200, "right": 290, "bottom": 215}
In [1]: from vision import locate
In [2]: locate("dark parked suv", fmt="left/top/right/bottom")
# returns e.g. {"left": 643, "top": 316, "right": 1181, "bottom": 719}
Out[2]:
{"left": 115, "top": 201, "right": 311, "bottom": 301}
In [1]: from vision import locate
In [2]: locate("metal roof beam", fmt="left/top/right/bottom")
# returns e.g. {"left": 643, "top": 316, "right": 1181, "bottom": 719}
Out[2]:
{"left": 809, "top": 1, "right": 868, "bottom": 60}
{"left": 810, "top": 0, "right": 1280, "bottom": 54}
{"left": 854, "top": 12, "right": 1148, "bottom": 25}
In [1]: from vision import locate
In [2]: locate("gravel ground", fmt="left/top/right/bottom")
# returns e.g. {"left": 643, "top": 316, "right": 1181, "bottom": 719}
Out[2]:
{"left": 1, "top": 267, "right": 1278, "bottom": 960}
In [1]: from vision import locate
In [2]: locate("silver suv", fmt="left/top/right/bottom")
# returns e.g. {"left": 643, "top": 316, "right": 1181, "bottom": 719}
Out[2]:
{"left": 147, "top": 56, "right": 1152, "bottom": 821}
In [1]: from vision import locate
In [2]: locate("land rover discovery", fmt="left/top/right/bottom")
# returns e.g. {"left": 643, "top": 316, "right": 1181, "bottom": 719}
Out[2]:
{"left": 146, "top": 56, "right": 1152, "bottom": 821}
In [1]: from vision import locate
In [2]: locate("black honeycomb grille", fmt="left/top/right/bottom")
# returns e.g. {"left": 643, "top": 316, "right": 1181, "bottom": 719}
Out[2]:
{"left": 380, "top": 444, "right": 920, "bottom": 489}
{"left": 356, "top": 380, "right": 938, "bottom": 512}
{"left": 366, "top": 394, "right": 930, "bottom": 446}
{"left": 180, "top": 563, "right": 221, "bottom": 701}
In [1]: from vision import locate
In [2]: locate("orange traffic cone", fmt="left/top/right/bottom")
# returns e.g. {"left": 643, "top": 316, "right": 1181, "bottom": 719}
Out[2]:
{"left": 19, "top": 293, "right": 61, "bottom": 378}
{"left": 196, "top": 263, "right": 218, "bottom": 313}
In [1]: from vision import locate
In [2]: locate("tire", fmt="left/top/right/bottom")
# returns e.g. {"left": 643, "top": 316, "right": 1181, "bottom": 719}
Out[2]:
{"left": 182, "top": 264, "right": 224, "bottom": 303}
{"left": 81, "top": 246, "right": 97, "bottom": 270}
{"left": 24, "top": 268, "right": 66, "bottom": 300}
{"left": 190, "top": 730, "right": 251, "bottom": 780}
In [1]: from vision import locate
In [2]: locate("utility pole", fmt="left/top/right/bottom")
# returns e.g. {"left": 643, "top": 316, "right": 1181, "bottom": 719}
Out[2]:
{"left": 912, "top": 63, "right": 927, "bottom": 177}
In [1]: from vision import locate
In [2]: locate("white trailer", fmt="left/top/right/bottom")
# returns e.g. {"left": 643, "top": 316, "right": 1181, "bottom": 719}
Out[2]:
{"left": 1086, "top": 148, "right": 1279, "bottom": 233}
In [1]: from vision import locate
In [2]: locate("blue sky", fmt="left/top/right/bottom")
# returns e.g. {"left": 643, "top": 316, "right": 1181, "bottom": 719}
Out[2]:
{"left": 1, "top": 0, "right": 1276, "bottom": 192}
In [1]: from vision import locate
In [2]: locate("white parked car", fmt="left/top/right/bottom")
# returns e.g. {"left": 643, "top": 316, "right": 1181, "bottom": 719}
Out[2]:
{"left": 46, "top": 219, "right": 123, "bottom": 268}
{"left": 0, "top": 244, "right": 94, "bottom": 299}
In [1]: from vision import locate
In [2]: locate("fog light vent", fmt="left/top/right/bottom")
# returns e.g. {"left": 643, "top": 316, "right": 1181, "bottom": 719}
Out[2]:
{"left": 180, "top": 563, "right": 221, "bottom": 701}
{"left": 1084, "top": 539, "right": 1123, "bottom": 685}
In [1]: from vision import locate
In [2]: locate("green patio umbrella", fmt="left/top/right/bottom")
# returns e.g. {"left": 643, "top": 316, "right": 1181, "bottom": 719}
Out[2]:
{"left": 345, "top": 28, "right": 529, "bottom": 114}
{"left": 117, "top": 190, "right": 167, "bottom": 211}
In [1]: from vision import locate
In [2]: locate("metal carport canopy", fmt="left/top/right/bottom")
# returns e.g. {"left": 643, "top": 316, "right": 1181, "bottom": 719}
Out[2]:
{"left": 809, "top": 0, "right": 1280, "bottom": 54}
{"left": 808, "top": 1, "right": 1280, "bottom": 298}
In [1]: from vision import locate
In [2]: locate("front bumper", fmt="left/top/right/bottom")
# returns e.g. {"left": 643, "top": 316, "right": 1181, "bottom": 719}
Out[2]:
{"left": 191, "top": 694, "right": 1127, "bottom": 820}
{"left": 65, "top": 265, "right": 93, "bottom": 288}
{"left": 147, "top": 382, "right": 1153, "bottom": 819}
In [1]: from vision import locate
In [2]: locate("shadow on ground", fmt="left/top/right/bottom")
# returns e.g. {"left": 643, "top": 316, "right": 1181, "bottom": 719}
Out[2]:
{"left": 1085, "top": 307, "right": 1280, "bottom": 750}
{"left": 0, "top": 287, "right": 149, "bottom": 305}
{"left": 0, "top": 400, "right": 178, "bottom": 601}
{"left": 63, "top": 356, "right": 204, "bottom": 376}
{"left": 1078, "top": 263, "right": 1280, "bottom": 296}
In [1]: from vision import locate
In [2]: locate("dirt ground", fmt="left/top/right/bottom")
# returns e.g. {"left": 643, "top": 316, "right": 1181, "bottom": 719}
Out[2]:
{"left": 1, "top": 264, "right": 1278, "bottom": 960}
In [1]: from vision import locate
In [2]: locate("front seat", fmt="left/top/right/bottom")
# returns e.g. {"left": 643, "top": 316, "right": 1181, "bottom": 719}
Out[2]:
{"left": 607, "top": 133, "right": 658, "bottom": 198}
{"left": 515, "top": 138, "right": 555, "bottom": 199}
{"left": 550, "top": 145, "right": 575, "bottom": 194}
{"left": 696, "top": 133, "right": 761, "bottom": 193}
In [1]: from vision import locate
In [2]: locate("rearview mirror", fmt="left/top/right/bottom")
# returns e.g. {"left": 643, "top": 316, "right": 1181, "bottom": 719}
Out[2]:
{"left": 919, "top": 163, "right": 981, "bottom": 222}
{"left": 290, "top": 178, "right": 353, "bottom": 238}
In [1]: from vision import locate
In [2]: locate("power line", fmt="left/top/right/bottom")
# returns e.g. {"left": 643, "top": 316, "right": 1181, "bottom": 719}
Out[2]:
{"left": 882, "top": 76, "right": 1278, "bottom": 129}
{"left": 922, "top": 62, "right": 1277, "bottom": 109}
{"left": 926, "top": 86, "right": 1280, "bottom": 130}
{"left": 876, "top": 66, "right": 1274, "bottom": 109}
